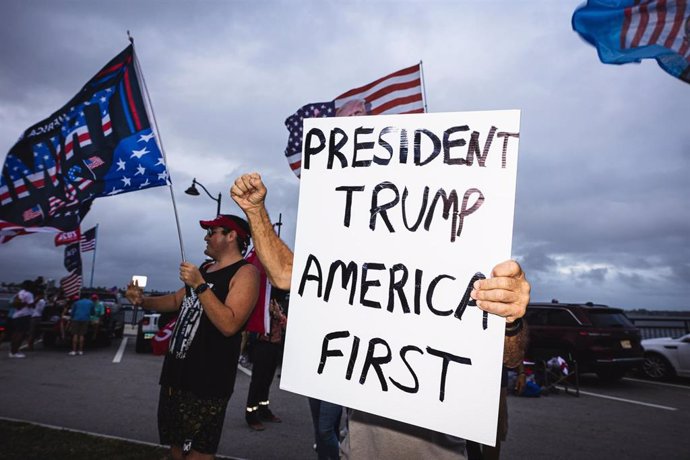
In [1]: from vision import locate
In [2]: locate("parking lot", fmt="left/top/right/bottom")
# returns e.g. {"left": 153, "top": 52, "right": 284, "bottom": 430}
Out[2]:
{"left": 1, "top": 334, "right": 689, "bottom": 460}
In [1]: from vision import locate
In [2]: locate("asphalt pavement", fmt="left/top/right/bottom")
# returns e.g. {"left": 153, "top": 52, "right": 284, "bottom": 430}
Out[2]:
{"left": 1, "top": 334, "right": 689, "bottom": 459}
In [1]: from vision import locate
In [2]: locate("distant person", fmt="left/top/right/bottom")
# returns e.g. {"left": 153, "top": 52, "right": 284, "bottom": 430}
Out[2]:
{"left": 231, "top": 173, "right": 530, "bottom": 459}
{"left": 125, "top": 214, "right": 259, "bottom": 460}
{"left": 8, "top": 280, "right": 35, "bottom": 359}
{"left": 90, "top": 294, "right": 105, "bottom": 341}
{"left": 245, "top": 296, "right": 287, "bottom": 431}
{"left": 27, "top": 290, "right": 46, "bottom": 351}
{"left": 69, "top": 293, "right": 94, "bottom": 356}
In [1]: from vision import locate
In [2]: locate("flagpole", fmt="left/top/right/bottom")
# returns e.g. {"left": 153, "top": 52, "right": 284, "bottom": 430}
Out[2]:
{"left": 419, "top": 60, "right": 429, "bottom": 112}
{"left": 89, "top": 224, "right": 98, "bottom": 288}
{"left": 128, "top": 32, "right": 187, "bottom": 262}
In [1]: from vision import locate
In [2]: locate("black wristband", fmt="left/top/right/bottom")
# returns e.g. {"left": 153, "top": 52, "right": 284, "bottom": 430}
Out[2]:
{"left": 194, "top": 283, "right": 209, "bottom": 296}
{"left": 505, "top": 318, "right": 523, "bottom": 337}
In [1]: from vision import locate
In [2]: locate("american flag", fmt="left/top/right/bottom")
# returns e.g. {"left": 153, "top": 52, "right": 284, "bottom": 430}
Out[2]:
{"left": 80, "top": 225, "right": 97, "bottom": 252}
{"left": 22, "top": 205, "right": 43, "bottom": 223}
{"left": 0, "top": 45, "right": 170, "bottom": 242}
{"left": 284, "top": 63, "right": 425, "bottom": 177}
{"left": 60, "top": 269, "right": 82, "bottom": 298}
{"left": 573, "top": 0, "right": 690, "bottom": 83}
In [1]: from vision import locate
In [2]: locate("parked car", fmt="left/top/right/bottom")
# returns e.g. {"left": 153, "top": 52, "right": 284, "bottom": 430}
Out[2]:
{"left": 41, "top": 289, "right": 125, "bottom": 347}
{"left": 641, "top": 333, "right": 690, "bottom": 380}
{"left": 136, "top": 310, "right": 176, "bottom": 353}
{"left": 524, "top": 301, "right": 644, "bottom": 381}
{"left": 0, "top": 292, "right": 15, "bottom": 340}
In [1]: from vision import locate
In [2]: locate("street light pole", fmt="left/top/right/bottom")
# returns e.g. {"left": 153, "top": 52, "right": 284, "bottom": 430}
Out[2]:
{"left": 185, "top": 178, "right": 221, "bottom": 216}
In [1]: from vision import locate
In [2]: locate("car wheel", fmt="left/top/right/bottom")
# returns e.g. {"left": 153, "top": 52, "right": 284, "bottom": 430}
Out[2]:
{"left": 642, "top": 352, "right": 674, "bottom": 380}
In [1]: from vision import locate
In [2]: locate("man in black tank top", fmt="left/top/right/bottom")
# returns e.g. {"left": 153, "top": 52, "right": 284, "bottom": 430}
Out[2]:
{"left": 126, "top": 214, "right": 260, "bottom": 460}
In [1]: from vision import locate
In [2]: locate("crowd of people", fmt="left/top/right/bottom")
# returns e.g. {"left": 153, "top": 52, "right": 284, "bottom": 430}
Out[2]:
{"left": 2, "top": 279, "right": 106, "bottom": 358}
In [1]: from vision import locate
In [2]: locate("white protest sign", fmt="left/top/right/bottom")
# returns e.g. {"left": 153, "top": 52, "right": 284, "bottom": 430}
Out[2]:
{"left": 280, "top": 110, "right": 520, "bottom": 445}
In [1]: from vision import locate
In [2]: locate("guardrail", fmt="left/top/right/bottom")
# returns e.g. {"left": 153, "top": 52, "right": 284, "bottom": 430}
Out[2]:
{"left": 628, "top": 315, "right": 690, "bottom": 339}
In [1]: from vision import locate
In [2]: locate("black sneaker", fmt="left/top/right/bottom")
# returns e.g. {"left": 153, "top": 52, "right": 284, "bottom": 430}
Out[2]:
{"left": 246, "top": 410, "right": 265, "bottom": 431}
{"left": 258, "top": 405, "right": 282, "bottom": 423}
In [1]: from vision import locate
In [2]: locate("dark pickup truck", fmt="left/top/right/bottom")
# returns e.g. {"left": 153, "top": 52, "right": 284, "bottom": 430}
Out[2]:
{"left": 41, "top": 289, "right": 125, "bottom": 347}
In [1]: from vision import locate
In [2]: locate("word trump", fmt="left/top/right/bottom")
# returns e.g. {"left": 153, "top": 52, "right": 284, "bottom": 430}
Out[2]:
{"left": 335, "top": 183, "right": 484, "bottom": 243}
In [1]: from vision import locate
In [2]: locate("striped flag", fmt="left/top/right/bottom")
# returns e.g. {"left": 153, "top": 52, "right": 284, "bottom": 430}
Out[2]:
{"left": 60, "top": 269, "right": 82, "bottom": 298}
{"left": 80, "top": 225, "right": 97, "bottom": 252}
{"left": 285, "top": 63, "right": 425, "bottom": 177}
{"left": 0, "top": 44, "right": 170, "bottom": 242}
{"left": 572, "top": 0, "right": 690, "bottom": 83}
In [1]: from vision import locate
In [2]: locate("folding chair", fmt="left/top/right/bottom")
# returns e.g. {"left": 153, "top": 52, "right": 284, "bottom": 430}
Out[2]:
{"left": 529, "top": 348, "right": 580, "bottom": 397}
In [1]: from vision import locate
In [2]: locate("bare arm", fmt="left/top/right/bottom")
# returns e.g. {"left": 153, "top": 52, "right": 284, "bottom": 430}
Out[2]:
{"left": 503, "top": 321, "right": 528, "bottom": 368}
{"left": 179, "top": 262, "right": 260, "bottom": 336}
{"left": 231, "top": 173, "right": 294, "bottom": 290}
{"left": 125, "top": 282, "right": 184, "bottom": 313}
{"left": 470, "top": 259, "right": 531, "bottom": 366}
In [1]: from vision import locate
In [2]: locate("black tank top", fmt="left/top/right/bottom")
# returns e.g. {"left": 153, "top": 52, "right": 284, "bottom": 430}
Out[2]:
{"left": 159, "top": 259, "right": 248, "bottom": 398}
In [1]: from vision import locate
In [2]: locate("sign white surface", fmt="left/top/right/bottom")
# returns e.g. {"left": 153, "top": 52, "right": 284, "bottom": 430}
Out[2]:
{"left": 280, "top": 110, "right": 521, "bottom": 445}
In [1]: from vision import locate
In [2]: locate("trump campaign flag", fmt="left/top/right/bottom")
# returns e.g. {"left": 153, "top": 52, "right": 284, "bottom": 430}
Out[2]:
{"left": 0, "top": 44, "right": 170, "bottom": 242}
{"left": 55, "top": 228, "right": 81, "bottom": 247}
{"left": 284, "top": 63, "right": 426, "bottom": 177}
{"left": 573, "top": 0, "right": 690, "bottom": 84}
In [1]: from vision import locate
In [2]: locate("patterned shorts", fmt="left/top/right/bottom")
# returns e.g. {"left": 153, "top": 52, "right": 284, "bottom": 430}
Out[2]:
{"left": 157, "top": 386, "right": 230, "bottom": 455}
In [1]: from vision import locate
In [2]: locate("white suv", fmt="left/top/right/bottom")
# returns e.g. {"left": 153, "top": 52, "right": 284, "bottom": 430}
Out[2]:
{"left": 136, "top": 312, "right": 161, "bottom": 353}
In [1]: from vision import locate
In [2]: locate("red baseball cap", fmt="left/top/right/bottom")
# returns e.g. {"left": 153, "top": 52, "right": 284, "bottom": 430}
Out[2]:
{"left": 199, "top": 214, "right": 250, "bottom": 239}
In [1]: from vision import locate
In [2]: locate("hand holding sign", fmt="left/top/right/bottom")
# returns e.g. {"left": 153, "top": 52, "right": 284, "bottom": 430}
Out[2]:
{"left": 471, "top": 260, "right": 530, "bottom": 323}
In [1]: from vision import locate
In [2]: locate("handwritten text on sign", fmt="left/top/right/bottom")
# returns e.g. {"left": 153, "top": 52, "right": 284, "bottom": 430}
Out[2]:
{"left": 280, "top": 110, "right": 521, "bottom": 445}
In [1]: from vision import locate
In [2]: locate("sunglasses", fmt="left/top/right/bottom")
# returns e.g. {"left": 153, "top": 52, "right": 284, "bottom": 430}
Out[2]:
{"left": 205, "top": 228, "right": 227, "bottom": 237}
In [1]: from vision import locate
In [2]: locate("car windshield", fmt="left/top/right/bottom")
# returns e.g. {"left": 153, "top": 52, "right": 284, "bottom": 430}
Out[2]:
{"left": 588, "top": 310, "right": 634, "bottom": 328}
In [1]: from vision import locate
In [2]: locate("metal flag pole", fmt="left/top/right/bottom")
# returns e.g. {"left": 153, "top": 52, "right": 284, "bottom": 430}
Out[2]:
{"left": 128, "top": 31, "right": 187, "bottom": 262}
{"left": 89, "top": 223, "right": 99, "bottom": 288}
{"left": 419, "top": 60, "right": 429, "bottom": 113}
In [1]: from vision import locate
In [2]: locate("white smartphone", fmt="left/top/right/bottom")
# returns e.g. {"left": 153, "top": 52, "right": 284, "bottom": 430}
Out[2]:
{"left": 131, "top": 275, "right": 148, "bottom": 288}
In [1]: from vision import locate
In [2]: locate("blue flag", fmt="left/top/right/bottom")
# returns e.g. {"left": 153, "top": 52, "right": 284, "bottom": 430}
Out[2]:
{"left": 0, "top": 45, "right": 170, "bottom": 242}
{"left": 572, "top": 0, "right": 690, "bottom": 84}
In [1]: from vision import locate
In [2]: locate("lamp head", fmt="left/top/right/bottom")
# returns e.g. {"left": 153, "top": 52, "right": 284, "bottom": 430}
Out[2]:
{"left": 185, "top": 180, "right": 200, "bottom": 196}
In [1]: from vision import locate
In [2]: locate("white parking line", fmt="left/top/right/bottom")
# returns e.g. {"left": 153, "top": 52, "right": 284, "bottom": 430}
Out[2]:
{"left": 112, "top": 337, "right": 128, "bottom": 363}
{"left": 237, "top": 364, "right": 252, "bottom": 377}
{"left": 623, "top": 377, "right": 690, "bottom": 391}
{"left": 569, "top": 388, "right": 677, "bottom": 411}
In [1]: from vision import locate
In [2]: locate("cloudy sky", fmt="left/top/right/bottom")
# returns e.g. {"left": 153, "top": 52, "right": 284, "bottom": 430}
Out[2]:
{"left": 1, "top": 0, "right": 688, "bottom": 310}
